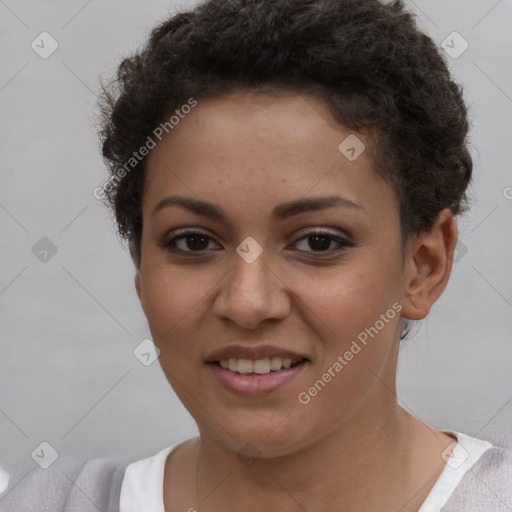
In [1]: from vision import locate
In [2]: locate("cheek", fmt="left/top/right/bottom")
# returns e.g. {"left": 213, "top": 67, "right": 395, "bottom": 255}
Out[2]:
{"left": 287, "top": 271, "right": 400, "bottom": 427}
{"left": 290, "top": 256, "right": 402, "bottom": 380}
{"left": 140, "top": 264, "right": 203, "bottom": 356}
{"left": 295, "top": 259, "right": 399, "bottom": 337}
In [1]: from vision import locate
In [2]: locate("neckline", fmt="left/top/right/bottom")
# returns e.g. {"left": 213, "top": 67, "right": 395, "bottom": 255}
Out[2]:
{"left": 119, "top": 430, "right": 494, "bottom": 512}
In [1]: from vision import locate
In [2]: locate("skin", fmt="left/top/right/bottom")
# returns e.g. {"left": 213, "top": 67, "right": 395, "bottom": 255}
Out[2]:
{"left": 133, "top": 89, "right": 459, "bottom": 512}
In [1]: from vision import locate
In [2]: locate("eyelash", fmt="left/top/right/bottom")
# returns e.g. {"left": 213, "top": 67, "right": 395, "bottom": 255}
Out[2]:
{"left": 161, "top": 229, "right": 353, "bottom": 257}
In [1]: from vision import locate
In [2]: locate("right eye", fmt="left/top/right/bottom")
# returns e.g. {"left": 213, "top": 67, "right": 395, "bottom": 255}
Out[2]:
{"left": 161, "top": 229, "right": 221, "bottom": 254}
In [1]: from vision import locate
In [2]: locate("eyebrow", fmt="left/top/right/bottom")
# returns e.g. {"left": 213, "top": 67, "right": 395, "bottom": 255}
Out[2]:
{"left": 152, "top": 194, "right": 368, "bottom": 220}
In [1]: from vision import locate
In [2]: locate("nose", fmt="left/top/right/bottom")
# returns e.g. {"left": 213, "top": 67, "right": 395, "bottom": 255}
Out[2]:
{"left": 213, "top": 247, "right": 291, "bottom": 330}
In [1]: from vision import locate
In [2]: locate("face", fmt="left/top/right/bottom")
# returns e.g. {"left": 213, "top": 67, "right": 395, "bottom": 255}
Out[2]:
{"left": 135, "top": 89, "right": 412, "bottom": 457}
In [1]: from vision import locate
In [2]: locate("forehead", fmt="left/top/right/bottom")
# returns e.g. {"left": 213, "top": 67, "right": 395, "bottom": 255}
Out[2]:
{"left": 143, "top": 90, "right": 398, "bottom": 223}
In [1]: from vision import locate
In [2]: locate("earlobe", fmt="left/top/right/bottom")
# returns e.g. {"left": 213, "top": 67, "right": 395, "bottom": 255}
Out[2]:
{"left": 401, "top": 209, "right": 458, "bottom": 321}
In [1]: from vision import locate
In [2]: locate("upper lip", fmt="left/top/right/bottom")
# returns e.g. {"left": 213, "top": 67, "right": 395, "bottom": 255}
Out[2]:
{"left": 206, "top": 344, "right": 309, "bottom": 363}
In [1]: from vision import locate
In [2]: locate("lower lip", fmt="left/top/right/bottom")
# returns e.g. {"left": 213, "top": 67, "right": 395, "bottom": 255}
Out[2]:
{"left": 207, "top": 361, "right": 308, "bottom": 396}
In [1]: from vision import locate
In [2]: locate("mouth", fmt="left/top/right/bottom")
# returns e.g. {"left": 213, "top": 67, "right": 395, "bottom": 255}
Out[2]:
{"left": 206, "top": 356, "right": 310, "bottom": 396}
{"left": 205, "top": 345, "right": 311, "bottom": 395}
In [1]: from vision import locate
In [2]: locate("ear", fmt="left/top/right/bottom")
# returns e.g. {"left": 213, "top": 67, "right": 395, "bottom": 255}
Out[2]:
{"left": 134, "top": 270, "right": 143, "bottom": 308}
{"left": 401, "top": 209, "right": 458, "bottom": 321}
{"left": 130, "top": 241, "right": 144, "bottom": 310}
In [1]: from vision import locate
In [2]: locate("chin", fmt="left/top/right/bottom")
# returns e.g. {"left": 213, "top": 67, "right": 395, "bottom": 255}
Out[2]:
{"left": 208, "top": 417, "right": 310, "bottom": 460}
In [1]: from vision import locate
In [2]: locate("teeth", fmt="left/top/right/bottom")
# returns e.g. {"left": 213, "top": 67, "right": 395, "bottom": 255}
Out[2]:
{"left": 253, "top": 359, "right": 270, "bottom": 374}
{"left": 218, "top": 356, "right": 300, "bottom": 374}
{"left": 237, "top": 359, "right": 253, "bottom": 374}
{"left": 270, "top": 356, "right": 284, "bottom": 370}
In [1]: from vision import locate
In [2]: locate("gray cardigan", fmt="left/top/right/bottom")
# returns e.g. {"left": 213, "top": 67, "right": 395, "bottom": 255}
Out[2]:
{"left": 0, "top": 456, "right": 126, "bottom": 512}
{"left": 1, "top": 446, "right": 511, "bottom": 511}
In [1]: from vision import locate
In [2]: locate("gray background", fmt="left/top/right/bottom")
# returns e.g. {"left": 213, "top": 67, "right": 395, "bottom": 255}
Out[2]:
{"left": 1, "top": 0, "right": 511, "bottom": 498}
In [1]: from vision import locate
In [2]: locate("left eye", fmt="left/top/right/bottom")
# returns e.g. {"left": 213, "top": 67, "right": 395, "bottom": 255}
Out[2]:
{"left": 162, "top": 230, "right": 351, "bottom": 255}
{"left": 293, "top": 232, "right": 350, "bottom": 254}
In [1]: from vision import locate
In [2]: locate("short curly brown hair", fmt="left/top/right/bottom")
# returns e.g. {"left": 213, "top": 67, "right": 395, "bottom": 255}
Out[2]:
{"left": 98, "top": 0, "right": 473, "bottom": 263}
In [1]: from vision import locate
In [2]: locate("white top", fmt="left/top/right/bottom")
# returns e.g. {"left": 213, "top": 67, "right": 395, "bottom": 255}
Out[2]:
{"left": 119, "top": 430, "right": 494, "bottom": 512}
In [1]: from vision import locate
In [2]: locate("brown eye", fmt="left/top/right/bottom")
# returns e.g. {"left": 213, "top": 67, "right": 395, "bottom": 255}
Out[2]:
{"left": 181, "top": 233, "right": 210, "bottom": 251}
{"left": 292, "top": 231, "right": 352, "bottom": 255}
{"left": 162, "top": 230, "right": 220, "bottom": 253}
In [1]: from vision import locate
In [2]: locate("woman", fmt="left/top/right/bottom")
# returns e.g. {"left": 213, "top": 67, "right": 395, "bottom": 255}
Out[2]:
{"left": 4, "top": 0, "right": 510, "bottom": 510}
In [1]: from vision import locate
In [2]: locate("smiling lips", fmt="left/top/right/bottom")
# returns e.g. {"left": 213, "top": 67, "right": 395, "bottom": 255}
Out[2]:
{"left": 206, "top": 344, "right": 310, "bottom": 395}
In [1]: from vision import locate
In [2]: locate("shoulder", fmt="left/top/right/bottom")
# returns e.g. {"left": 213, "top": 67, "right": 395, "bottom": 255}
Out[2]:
{"left": 0, "top": 456, "right": 127, "bottom": 512}
{"left": 442, "top": 445, "right": 512, "bottom": 511}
